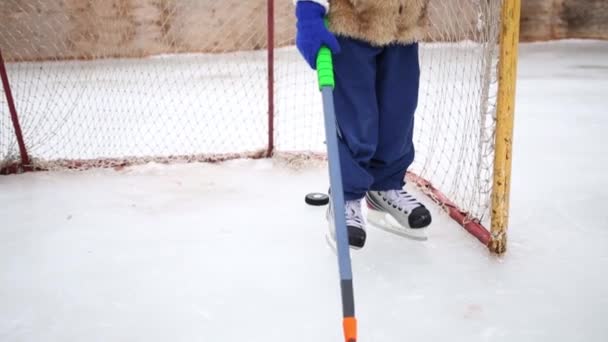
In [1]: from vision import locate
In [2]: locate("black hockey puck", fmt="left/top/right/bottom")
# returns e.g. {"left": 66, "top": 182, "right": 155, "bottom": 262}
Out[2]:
{"left": 305, "top": 192, "right": 330, "bottom": 206}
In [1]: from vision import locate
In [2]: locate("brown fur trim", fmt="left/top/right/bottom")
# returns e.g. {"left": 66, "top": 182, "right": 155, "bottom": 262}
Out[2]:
{"left": 328, "top": 0, "right": 430, "bottom": 46}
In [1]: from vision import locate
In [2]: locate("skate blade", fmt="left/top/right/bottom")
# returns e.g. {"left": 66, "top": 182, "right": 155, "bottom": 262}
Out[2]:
{"left": 325, "top": 231, "right": 362, "bottom": 254}
{"left": 367, "top": 210, "right": 428, "bottom": 241}
{"left": 325, "top": 232, "right": 337, "bottom": 254}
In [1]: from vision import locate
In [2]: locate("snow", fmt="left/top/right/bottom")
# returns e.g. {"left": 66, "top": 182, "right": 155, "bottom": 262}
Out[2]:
{"left": 1, "top": 40, "right": 608, "bottom": 341}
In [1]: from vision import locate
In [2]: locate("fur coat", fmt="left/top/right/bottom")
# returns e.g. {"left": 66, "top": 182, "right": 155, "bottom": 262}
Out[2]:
{"left": 297, "top": 0, "right": 430, "bottom": 46}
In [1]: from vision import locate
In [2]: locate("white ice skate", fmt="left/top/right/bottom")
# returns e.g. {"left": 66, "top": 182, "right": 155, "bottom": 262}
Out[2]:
{"left": 326, "top": 198, "right": 367, "bottom": 252}
{"left": 365, "top": 189, "right": 432, "bottom": 241}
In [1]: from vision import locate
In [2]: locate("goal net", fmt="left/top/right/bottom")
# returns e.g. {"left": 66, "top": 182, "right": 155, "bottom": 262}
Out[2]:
{"left": 0, "top": 0, "right": 517, "bottom": 253}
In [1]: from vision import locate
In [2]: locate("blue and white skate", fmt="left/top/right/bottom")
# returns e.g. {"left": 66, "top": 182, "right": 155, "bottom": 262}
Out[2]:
{"left": 326, "top": 198, "right": 367, "bottom": 251}
{"left": 365, "top": 189, "right": 432, "bottom": 241}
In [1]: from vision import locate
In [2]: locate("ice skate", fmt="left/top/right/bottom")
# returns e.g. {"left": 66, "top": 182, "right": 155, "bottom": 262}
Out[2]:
{"left": 365, "top": 189, "right": 432, "bottom": 241}
{"left": 326, "top": 197, "right": 367, "bottom": 251}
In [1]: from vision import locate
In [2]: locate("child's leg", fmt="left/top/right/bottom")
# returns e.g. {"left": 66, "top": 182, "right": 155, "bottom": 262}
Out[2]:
{"left": 369, "top": 42, "right": 420, "bottom": 191}
{"left": 332, "top": 36, "right": 383, "bottom": 200}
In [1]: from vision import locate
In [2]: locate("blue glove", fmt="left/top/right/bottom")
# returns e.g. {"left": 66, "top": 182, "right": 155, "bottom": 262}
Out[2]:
{"left": 295, "top": 1, "right": 341, "bottom": 69}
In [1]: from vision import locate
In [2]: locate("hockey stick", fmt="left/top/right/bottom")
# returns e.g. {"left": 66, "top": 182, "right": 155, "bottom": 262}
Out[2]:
{"left": 317, "top": 42, "right": 358, "bottom": 342}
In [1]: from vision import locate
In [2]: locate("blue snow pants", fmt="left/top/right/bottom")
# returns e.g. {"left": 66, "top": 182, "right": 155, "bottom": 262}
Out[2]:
{"left": 332, "top": 36, "right": 420, "bottom": 201}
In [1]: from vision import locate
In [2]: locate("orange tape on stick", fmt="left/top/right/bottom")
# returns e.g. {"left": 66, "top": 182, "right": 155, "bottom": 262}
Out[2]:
{"left": 343, "top": 317, "right": 357, "bottom": 342}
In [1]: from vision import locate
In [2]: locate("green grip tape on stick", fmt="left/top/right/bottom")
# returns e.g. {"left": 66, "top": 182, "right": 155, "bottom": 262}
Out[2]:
{"left": 316, "top": 46, "right": 335, "bottom": 90}
{"left": 316, "top": 18, "right": 335, "bottom": 90}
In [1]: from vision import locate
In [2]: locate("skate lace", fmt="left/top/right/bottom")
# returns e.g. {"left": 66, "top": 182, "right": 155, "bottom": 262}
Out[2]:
{"left": 345, "top": 199, "right": 364, "bottom": 227}
{"left": 385, "top": 190, "right": 421, "bottom": 213}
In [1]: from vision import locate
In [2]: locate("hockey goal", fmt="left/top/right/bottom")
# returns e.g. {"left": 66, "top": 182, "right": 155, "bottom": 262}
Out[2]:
{"left": 0, "top": 0, "right": 520, "bottom": 254}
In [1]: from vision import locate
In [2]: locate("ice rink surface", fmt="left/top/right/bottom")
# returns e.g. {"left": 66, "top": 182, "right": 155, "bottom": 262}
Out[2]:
{"left": 1, "top": 40, "right": 608, "bottom": 341}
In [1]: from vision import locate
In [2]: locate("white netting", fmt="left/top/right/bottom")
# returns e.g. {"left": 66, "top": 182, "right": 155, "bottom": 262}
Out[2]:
{"left": 414, "top": 0, "right": 502, "bottom": 226}
{"left": 0, "top": 0, "right": 270, "bottom": 170}
{"left": 1, "top": 0, "right": 502, "bottom": 226}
